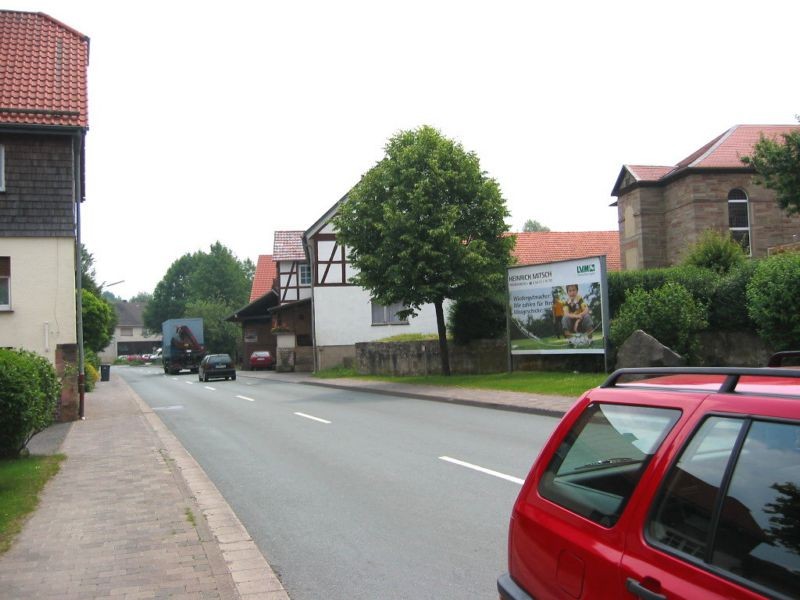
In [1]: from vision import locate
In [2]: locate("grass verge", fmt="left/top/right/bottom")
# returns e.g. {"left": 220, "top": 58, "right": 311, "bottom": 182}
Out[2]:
{"left": 313, "top": 368, "right": 607, "bottom": 396}
{"left": 0, "top": 454, "right": 65, "bottom": 555}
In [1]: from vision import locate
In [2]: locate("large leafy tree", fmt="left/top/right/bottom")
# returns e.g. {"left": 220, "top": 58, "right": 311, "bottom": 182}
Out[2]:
{"left": 522, "top": 219, "right": 550, "bottom": 232}
{"left": 333, "top": 125, "right": 514, "bottom": 375}
{"left": 143, "top": 254, "right": 194, "bottom": 330}
{"left": 79, "top": 244, "right": 117, "bottom": 351}
{"left": 185, "top": 299, "right": 241, "bottom": 358}
{"left": 82, "top": 289, "right": 116, "bottom": 352}
{"left": 143, "top": 242, "right": 253, "bottom": 333}
{"left": 742, "top": 126, "right": 800, "bottom": 215}
{"left": 80, "top": 244, "right": 102, "bottom": 297}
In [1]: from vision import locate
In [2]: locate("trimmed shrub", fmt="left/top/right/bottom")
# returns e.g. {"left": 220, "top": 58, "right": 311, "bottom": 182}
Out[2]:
{"left": 0, "top": 349, "right": 60, "bottom": 457}
{"left": 608, "top": 265, "right": 719, "bottom": 319}
{"left": 448, "top": 295, "right": 506, "bottom": 344}
{"left": 85, "top": 349, "right": 100, "bottom": 371}
{"left": 746, "top": 252, "right": 800, "bottom": 350}
{"left": 83, "top": 349, "right": 100, "bottom": 392}
{"left": 610, "top": 282, "right": 708, "bottom": 359}
{"left": 84, "top": 363, "right": 99, "bottom": 392}
{"left": 682, "top": 229, "right": 747, "bottom": 274}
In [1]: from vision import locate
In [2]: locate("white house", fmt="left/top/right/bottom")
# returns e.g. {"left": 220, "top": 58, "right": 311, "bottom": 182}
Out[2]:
{"left": 303, "top": 198, "right": 442, "bottom": 370}
{"left": 98, "top": 302, "right": 161, "bottom": 363}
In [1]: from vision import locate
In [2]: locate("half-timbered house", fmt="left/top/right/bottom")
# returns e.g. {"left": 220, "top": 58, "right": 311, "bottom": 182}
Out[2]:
{"left": 303, "top": 199, "right": 441, "bottom": 371}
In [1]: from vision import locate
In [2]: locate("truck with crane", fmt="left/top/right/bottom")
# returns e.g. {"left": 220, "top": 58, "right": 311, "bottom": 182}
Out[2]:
{"left": 161, "top": 318, "right": 206, "bottom": 375}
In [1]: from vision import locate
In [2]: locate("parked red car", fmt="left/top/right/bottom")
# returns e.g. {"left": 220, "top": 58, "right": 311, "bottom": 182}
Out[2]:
{"left": 249, "top": 350, "right": 275, "bottom": 370}
{"left": 499, "top": 366, "right": 800, "bottom": 600}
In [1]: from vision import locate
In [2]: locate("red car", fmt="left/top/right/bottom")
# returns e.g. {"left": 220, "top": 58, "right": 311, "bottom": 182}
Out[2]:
{"left": 499, "top": 366, "right": 800, "bottom": 600}
{"left": 249, "top": 350, "right": 275, "bottom": 370}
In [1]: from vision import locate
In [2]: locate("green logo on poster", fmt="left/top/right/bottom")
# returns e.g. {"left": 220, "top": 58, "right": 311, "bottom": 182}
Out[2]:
{"left": 577, "top": 264, "right": 596, "bottom": 274}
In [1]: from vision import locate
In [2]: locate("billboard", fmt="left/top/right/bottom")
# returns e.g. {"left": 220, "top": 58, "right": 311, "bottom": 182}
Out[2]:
{"left": 507, "top": 256, "right": 609, "bottom": 355}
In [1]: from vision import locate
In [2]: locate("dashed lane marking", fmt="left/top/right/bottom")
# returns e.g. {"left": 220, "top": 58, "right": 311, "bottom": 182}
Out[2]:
{"left": 294, "top": 412, "right": 331, "bottom": 424}
{"left": 439, "top": 456, "right": 524, "bottom": 485}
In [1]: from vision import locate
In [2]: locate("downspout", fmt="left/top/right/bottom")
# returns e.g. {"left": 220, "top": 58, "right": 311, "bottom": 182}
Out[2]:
{"left": 302, "top": 233, "right": 318, "bottom": 372}
{"left": 74, "top": 130, "right": 86, "bottom": 418}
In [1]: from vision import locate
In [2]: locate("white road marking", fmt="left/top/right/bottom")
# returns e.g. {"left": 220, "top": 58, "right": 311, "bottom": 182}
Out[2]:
{"left": 236, "top": 395, "right": 255, "bottom": 402}
{"left": 204, "top": 386, "right": 216, "bottom": 391}
{"left": 438, "top": 456, "right": 524, "bottom": 485}
{"left": 185, "top": 381, "right": 194, "bottom": 385}
{"left": 153, "top": 405, "right": 183, "bottom": 411}
{"left": 294, "top": 412, "right": 331, "bottom": 424}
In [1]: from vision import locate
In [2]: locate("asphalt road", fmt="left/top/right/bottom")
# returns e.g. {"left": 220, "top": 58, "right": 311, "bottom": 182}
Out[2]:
{"left": 119, "top": 366, "right": 559, "bottom": 600}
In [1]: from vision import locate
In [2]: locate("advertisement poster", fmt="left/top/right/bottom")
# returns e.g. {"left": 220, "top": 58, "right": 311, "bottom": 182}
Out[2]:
{"left": 507, "top": 256, "right": 608, "bottom": 355}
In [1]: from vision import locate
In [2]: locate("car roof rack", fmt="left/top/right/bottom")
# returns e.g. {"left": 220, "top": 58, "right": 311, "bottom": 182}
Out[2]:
{"left": 601, "top": 367, "right": 800, "bottom": 394}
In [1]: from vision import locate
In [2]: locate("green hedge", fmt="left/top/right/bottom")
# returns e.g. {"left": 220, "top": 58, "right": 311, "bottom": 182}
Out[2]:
{"left": 0, "top": 349, "right": 60, "bottom": 458}
{"left": 708, "top": 261, "right": 759, "bottom": 331}
{"left": 746, "top": 252, "right": 800, "bottom": 350}
{"left": 608, "top": 265, "right": 719, "bottom": 317}
{"left": 608, "top": 264, "right": 756, "bottom": 332}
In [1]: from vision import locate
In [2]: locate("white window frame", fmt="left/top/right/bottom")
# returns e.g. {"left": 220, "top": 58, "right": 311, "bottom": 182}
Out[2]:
{"left": 728, "top": 188, "right": 751, "bottom": 256}
{"left": 0, "top": 145, "right": 5, "bottom": 192}
{"left": 371, "top": 301, "right": 408, "bottom": 325}
{"left": 0, "top": 257, "right": 10, "bottom": 311}
{"left": 299, "top": 263, "right": 311, "bottom": 285}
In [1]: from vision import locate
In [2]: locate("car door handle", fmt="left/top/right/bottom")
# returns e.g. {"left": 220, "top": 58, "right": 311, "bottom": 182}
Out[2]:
{"left": 626, "top": 577, "right": 667, "bottom": 600}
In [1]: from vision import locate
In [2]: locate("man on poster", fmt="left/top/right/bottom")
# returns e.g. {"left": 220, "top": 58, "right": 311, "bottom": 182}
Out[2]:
{"left": 561, "top": 284, "right": 594, "bottom": 338}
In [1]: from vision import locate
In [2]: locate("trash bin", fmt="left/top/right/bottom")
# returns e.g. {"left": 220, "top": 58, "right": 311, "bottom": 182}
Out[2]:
{"left": 100, "top": 364, "right": 110, "bottom": 382}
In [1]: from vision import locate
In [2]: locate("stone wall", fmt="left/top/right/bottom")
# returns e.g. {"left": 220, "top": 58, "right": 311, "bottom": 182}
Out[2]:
{"left": 316, "top": 345, "right": 356, "bottom": 371}
{"left": 695, "top": 331, "right": 772, "bottom": 367}
{"left": 275, "top": 346, "right": 314, "bottom": 372}
{"left": 354, "top": 331, "right": 775, "bottom": 376}
{"left": 355, "top": 339, "right": 602, "bottom": 375}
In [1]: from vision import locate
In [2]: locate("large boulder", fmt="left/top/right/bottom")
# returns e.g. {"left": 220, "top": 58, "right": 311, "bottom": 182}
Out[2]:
{"left": 616, "top": 330, "right": 686, "bottom": 368}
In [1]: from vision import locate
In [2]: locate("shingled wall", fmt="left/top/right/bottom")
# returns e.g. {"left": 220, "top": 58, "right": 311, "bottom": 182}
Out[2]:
{"left": 0, "top": 134, "right": 75, "bottom": 237}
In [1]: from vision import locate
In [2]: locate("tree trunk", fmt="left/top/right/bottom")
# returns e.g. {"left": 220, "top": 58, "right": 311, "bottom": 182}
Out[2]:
{"left": 435, "top": 300, "right": 451, "bottom": 376}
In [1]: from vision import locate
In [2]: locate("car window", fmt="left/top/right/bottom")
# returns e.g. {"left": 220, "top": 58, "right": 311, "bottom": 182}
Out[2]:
{"left": 538, "top": 403, "right": 681, "bottom": 527}
{"left": 648, "top": 417, "right": 742, "bottom": 558}
{"left": 648, "top": 417, "right": 800, "bottom": 598}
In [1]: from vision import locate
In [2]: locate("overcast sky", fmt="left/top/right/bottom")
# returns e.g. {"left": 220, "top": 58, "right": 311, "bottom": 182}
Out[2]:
{"left": 8, "top": 0, "right": 800, "bottom": 299}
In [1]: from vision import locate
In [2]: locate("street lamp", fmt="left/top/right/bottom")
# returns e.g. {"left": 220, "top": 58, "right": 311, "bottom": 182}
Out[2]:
{"left": 100, "top": 279, "right": 125, "bottom": 291}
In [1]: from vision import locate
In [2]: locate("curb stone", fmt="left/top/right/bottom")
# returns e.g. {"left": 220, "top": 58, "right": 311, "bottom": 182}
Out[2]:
{"left": 129, "top": 383, "right": 291, "bottom": 600}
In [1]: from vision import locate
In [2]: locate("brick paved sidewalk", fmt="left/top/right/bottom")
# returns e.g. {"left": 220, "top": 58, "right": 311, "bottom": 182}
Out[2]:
{"left": 0, "top": 374, "right": 288, "bottom": 600}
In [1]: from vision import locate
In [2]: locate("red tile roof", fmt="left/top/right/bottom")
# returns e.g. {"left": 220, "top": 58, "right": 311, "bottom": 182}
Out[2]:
{"left": 255, "top": 230, "right": 621, "bottom": 299}
{"left": 273, "top": 231, "right": 306, "bottom": 261}
{"left": 249, "top": 255, "right": 276, "bottom": 302}
{"left": 512, "top": 231, "right": 621, "bottom": 271}
{"left": 625, "top": 165, "right": 674, "bottom": 183}
{"left": 682, "top": 124, "right": 800, "bottom": 168}
{"left": 615, "top": 125, "right": 800, "bottom": 196}
{"left": 0, "top": 10, "right": 89, "bottom": 128}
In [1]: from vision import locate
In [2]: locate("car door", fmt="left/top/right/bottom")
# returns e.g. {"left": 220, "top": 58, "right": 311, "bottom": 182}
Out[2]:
{"left": 620, "top": 395, "right": 800, "bottom": 600}
{"left": 509, "top": 389, "right": 697, "bottom": 599}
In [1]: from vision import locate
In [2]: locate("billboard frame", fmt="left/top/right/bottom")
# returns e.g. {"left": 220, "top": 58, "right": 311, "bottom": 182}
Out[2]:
{"left": 506, "top": 255, "right": 609, "bottom": 371}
